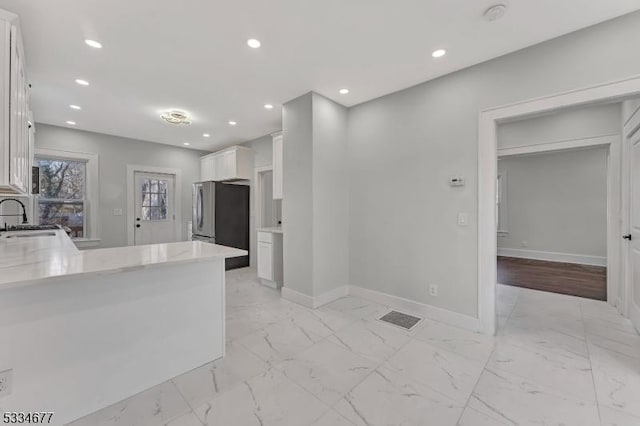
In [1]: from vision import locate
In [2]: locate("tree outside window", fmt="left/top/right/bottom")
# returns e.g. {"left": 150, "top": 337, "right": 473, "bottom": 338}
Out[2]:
{"left": 36, "top": 157, "right": 87, "bottom": 238}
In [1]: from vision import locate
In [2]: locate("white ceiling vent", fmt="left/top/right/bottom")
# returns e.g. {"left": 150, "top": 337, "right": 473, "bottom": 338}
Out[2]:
{"left": 160, "top": 110, "right": 191, "bottom": 125}
{"left": 483, "top": 4, "right": 507, "bottom": 22}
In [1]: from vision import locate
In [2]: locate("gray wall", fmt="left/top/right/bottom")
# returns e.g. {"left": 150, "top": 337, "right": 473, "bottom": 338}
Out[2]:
{"left": 347, "top": 11, "right": 640, "bottom": 318}
{"left": 311, "top": 94, "right": 349, "bottom": 295}
{"left": 283, "top": 93, "right": 314, "bottom": 296}
{"left": 34, "top": 124, "right": 206, "bottom": 248}
{"left": 282, "top": 92, "right": 349, "bottom": 298}
{"left": 497, "top": 147, "right": 608, "bottom": 257}
{"left": 498, "top": 103, "right": 622, "bottom": 149}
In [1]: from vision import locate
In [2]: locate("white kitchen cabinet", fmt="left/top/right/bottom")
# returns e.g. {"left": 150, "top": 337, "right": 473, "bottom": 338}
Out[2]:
{"left": 200, "top": 155, "right": 215, "bottom": 181}
{"left": 0, "top": 12, "right": 31, "bottom": 196}
{"left": 199, "top": 145, "right": 252, "bottom": 182}
{"left": 257, "top": 230, "right": 283, "bottom": 288}
{"left": 272, "top": 132, "right": 283, "bottom": 199}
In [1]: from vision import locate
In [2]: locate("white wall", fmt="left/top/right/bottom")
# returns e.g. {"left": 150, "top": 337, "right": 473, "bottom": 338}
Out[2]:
{"left": 347, "top": 11, "right": 640, "bottom": 318}
{"left": 33, "top": 124, "right": 206, "bottom": 248}
{"left": 240, "top": 133, "right": 274, "bottom": 267}
{"left": 498, "top": 103, "right": 622, "bottom": 149}
{"left": 497, "top": 147, "right": 608, "bottom": 261}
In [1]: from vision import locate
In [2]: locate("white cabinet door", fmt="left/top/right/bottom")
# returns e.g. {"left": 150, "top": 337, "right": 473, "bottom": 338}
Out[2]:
{"left": 223, "top": 151, "right": 236, "bottom": 180}
{"left": 273, "top": 134, "right": 283, "bottom": 199}
{"left": 213, "top": 153, "right": 226, "bottom": 181}
{"left": 200, "top": 156, "right": 215, "bottom": 181}
{"left": 257, "top": 241, "right": 273, "bottom": 280}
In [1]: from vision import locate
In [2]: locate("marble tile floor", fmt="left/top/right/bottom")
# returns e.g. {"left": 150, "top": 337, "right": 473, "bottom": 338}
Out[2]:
{"left": 69, "top": 268, "right": 640, "bottom": 426}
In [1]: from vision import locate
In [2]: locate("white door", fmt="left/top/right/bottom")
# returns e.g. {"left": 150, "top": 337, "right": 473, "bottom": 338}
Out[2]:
{"left": 134, "top": 172, "right": 176, "bottom": 245}
{"left": 628, "top": 129, "right": 640, "bottom": 331}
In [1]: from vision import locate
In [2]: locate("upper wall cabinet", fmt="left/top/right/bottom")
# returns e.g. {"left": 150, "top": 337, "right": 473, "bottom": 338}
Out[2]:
{"left": 272, "top": 131, "right": 283, "bottom": 200}
{"left": 200, "top": 145, "right": 253, "bottom": 182}
{"left": 0, "top": 11, "right": 31, "bottom": 196}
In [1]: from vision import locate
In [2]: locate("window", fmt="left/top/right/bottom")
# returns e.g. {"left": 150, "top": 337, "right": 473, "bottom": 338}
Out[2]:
{"left": 496, "top": 172, "right": 508, "bottom": 234}
{"left": 34, "top": 149, "right": 99, "bottom": 243}
{"left": 140, "top": 178, "right": 168, "bottom": 220}
{"left": 36, "top": 157, "right": 87, "bottom": 237}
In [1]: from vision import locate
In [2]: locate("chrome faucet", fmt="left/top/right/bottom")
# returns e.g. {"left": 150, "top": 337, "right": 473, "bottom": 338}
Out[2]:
{"left": 0, "top": 198, "right": 29, "bottom": 230}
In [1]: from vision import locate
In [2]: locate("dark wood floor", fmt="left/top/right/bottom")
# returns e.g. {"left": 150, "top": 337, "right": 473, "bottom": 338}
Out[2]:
{"left": 497, "top": 256, "right": 607, "bottom": 301}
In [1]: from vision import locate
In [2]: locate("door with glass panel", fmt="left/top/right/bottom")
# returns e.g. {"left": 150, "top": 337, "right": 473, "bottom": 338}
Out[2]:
{"left": 133, "top": 172, "right": 176, "bottom": 245}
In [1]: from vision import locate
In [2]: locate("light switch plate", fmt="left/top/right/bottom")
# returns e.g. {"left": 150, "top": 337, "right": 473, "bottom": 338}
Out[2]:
{"left": 457, "top": 213, "right": 469, "bottom": 226}
{"left": 0, "top": 369, "right": 13, "bottom": 398}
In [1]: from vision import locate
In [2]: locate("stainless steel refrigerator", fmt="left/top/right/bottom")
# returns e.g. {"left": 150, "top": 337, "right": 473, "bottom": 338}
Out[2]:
{"left": 192, "top": 181, "right": 249, "bottom": 270}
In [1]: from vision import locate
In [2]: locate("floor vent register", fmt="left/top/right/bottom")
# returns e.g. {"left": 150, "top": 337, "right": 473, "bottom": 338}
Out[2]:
{"left": 379, "top": 310, "right": 422, "bottom": 330}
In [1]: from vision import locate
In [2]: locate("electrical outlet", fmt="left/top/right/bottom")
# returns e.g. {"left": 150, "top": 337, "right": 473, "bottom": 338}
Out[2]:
{"left": 0, "top": 369, "right": 13, "bottom": 398}
{"left": 429, "top": 284, "right": 438, "bottom": 297}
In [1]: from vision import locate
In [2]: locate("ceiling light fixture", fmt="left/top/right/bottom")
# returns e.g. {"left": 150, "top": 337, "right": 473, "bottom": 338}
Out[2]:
{"left": 66, "top": 121, "right": 76, "bottom": 125}
{"left": 228, "top": 121, "right": 237, "bottom": 126}
{"left": 85, "top": 39, "right": 102, "bottom": 49}
{"left": 160, "top": 110, "right": 191, "bottom": 125}
{"left": 264, "top": 104, "right": 274, "bottom": 110}
{"left": 339, "top": 88, "right": 349, "bottom": 95}
{"left": 203, "top": 133, "right": 210, "bottom": 137}
{"left": 75, "top": 79, "right": 89, "bottom": 86}
{"left": 183, "top": 142, "right": 190, "bottom": 146}
{"left": 432, "top": 49, "right": 446, "bottom": 58}
{"left": 69, "top": 104, "right": 82, "bottom": 110}
{"left": 483, "top": 4, "right": 507, "bottom": 22}
{"left": 247, "top": 38, "right": 261, "bottom": 48}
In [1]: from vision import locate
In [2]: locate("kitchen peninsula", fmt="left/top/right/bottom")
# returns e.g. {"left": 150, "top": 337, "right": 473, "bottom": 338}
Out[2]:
{"left": 0, "top": 229, "right": 245, "bottom": 425}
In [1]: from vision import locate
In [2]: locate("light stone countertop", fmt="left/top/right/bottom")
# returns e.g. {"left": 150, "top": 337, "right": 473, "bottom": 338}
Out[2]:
{"left": 0, "top": 229, "right": 247, "bottom": 289}
{"left": 257, "top": 227, "right": 283, "bottom": 234}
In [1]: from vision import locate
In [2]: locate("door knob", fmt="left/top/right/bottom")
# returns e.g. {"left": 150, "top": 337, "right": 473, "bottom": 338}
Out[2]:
{"left": 136, "top": 218, "right": 141, "bottom": 221}
{"left": 136, "top": 224, "right": 141, "bottom": 228}
{"left": 623, "top": 234, "right": 632, "bottom": 241}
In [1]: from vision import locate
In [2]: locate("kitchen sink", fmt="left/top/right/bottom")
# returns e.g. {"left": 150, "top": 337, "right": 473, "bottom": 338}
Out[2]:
{"left": 2, "top": 231, "right": 57, "bottom": 239}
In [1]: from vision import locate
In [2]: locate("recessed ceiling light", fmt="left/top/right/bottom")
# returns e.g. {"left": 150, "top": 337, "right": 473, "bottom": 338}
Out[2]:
{"left": 228, "top": 121, "right": 237, "bottom": 126}
{"left": 432, "top": 49, "right": 446, "bottom": 58}
{"left": 69, "top": 104, "right": 81, "bottom": 110}
{"left": 183, "top": 142, "right": 190, "bottom": 146}
{"left": 203, "top": 133, "right": 210, "bottom": 138}
{"left": 75, "top": 79, "right": 89, "bottom": 86}
{"left": 66, "top": 121, "right": 76, "bottom": 125}
{"left": 247, "top": 38, "right": 261, "bottom": 49}
{"left": 339, "top": 88, "right": 349, "bottom": 95}
{"left": 85, "top": 39, "right": 102, "bottom": 49}
{"left": 264, "top": 104, "right": 274, "bottom": 110}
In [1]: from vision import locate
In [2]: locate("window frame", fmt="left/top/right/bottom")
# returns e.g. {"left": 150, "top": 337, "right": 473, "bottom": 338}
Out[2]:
{"left": 34, "top": 148, "right": 100, "bottom": 245}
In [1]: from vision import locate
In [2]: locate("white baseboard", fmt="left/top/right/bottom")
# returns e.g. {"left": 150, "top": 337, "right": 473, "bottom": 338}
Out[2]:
{"left": 281, "top": 287, "right": 315, "bottom": 308}
{"left": 497, "top": 248, "right": 606, "bottom": 267}
{"left": 282, "top": 284, "right": 481, "bottom": 333}
{"left": 314, "top": 285, "right": 349, "bottom": 308}
{"left": 348, "top": 285, "right": 481, "bottom": 332}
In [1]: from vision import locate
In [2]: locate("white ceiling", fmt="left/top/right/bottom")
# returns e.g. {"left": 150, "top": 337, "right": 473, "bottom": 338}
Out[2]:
{"left": 1, "top": 0, "right": 638, "bottom": 151}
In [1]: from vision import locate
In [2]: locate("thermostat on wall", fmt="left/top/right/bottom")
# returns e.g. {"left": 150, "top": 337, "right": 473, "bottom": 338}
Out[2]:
{"left": 450, "top": 176, "right": 465, "bottom": 187}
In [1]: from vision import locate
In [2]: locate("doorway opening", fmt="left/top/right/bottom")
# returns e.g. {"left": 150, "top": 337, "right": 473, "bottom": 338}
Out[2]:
{"left": 495, "top": 103, "right": 616, "bottom": 302}
{"left": 477, "top": 76, "right": 640, "bottom": 335}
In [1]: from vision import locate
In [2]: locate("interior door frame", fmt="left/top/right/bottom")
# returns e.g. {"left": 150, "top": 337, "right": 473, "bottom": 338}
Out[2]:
{"left": 126, "top": 164, "right": 182, "bottom": 246}
{"left": 254, "top": 165, "right": 274, "bottom": 230}
{"left": 478, "top": 74, "right": 640, "bottom": 335}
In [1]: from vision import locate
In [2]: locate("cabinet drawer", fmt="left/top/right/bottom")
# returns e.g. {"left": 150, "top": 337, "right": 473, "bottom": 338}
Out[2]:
{"left": 257, "top": 231, "right": 273, "bottom": 243}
